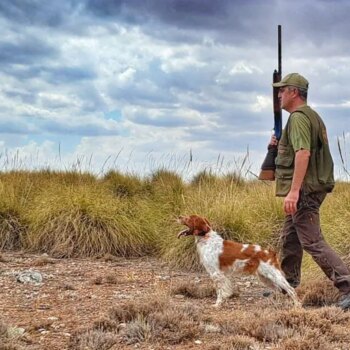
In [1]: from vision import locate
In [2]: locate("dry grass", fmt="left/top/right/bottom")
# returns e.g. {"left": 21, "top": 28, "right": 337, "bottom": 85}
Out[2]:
{"left": 68, "top": 290, "right": 350, "bottom": 349}
{"left": 71, "top": 294, "right": 203, "bottom": 346}
{"left": 104, "top": 274, "right": 118, "bottom": 284}
{"left": 171, "top": 280, "right": 217, "bottom": 299}
{"left": 31, "top": 255, "right": 57, "bottom": 266}
{"left": 0, "top": 320, "right": 23, "bottom": 350}
{"left": 0, "top": 253, "right": 8, "bottom": 263}
{"left": 68, "top": 329, "right": 118, "bottom": 350}
{"left": 2, "top": 250, "right": 350, "bottom": 350}
{"left": 102, "top": 170, "right": 145, "bottom": 198}
{"left": 299, "top": 279, "right": 340, "bottom": 307}
{"left": 23, "top": 183, "right": 156, "bottom": 257}
{"left": 0, "top": 168, "right": 349, "bottom": 274}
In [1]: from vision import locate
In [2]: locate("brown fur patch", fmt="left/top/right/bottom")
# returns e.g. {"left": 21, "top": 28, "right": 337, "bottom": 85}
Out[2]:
{"left": 219, "top": 241, "right": 281, "bottom": 274}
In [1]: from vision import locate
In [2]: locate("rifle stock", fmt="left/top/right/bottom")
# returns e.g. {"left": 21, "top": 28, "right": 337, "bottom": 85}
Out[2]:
{"left": 259, "top": 25, "right": 282, "bottom": 181}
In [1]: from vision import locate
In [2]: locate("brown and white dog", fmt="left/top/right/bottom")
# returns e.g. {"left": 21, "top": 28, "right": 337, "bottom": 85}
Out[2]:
{"left": 177, "top": 215, "right": 300, "bottom": 307}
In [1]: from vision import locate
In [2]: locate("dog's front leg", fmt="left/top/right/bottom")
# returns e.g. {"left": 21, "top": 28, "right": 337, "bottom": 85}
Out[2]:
{"left": 211, "top": 272, "right": 232, "bottom": 307}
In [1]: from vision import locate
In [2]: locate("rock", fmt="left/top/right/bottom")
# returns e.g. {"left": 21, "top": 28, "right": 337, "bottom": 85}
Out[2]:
{"left": 157, "top": 275, "right": 171, "bottom": 281}
{"left": 174, "top": 294, "right": 185, "bottom": 299}
{"left": 16, "top": 270, "right": 43, "bottom": 284}
{"left": 7, "top": 327, "right": 25, "bottom": 338}
{"left": 47, "top": 316, "right": 59, "bottom": 321}
{"left": 194, "top": 340, "right": 202, "bottom": 345}
{"left": 203, "top": 323, "right": 221, "bottom": 333}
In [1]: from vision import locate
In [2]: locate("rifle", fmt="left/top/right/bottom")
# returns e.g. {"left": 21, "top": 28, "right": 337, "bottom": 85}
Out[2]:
{"left": 258, "top": 25, "right": 282, "bottom": 181}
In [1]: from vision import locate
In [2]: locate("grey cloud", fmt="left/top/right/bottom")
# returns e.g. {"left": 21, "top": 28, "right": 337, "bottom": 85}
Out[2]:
{"left": 83, "top": 0, "right": 350, "bottom": 57}
{"left": 3, "top": 64, "right": 96, "bottom": 83}
{"left": 40, "top": 120, "right": 121, "bottom": 136}
{"left": 0, "top": 117, "right": 38, "bottom": 134}
{"left": 128, "top": 115, "right": 190, "bottom": 128}
{"left": 0, "top": 0, "right": 77, "bottom": 27}
{"left": 0, "top": 38, "right": 58, "bottom": 65}
{"left": 1, "top": 0, "right": 350, "bottom": 175}
{"left": 180, "top": 123, "right": 266, "bottom": 153}
{"left": 128, "top": 111, "right": 199, "bottom": 128}
{"left": 74, "top": 86, "right": 108, "bottom": 114}
{"left": 4, "top": 89, "right": 37, "bottom": 105}
{"left": 109, "top": 81, "right": 175, "bottom": 107}
{"left": 42, "top": 66, "right": 97, "bottom": 84}
{"left": 3, "top": 0, "right": 350, "bottom": 54}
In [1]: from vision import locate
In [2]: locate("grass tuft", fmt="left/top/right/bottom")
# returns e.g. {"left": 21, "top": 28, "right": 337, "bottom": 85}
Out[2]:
{"left": 23, "top": 183, "right": 156, "bottom": 257}
{"left": 68, "top": 329, "right": 118, "bottom": 350}
{"left": 171, "top": 281, "right": 218, "bottom": 299}
{"left": 0, "top": 168, "right": 349, "bottom": 275}
{"left": 300, "top": 279, "right": 340, "bottom": 307}
{"left": 108, "top": 294, "right": 201, "bottom": 345}
{"left": 102, "top": 170, "right": 145, "bottom": 198}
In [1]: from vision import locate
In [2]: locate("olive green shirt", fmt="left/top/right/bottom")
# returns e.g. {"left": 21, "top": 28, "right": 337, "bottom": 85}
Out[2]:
{"left": 289, "top": 105, "right": 311, "bottom": 151}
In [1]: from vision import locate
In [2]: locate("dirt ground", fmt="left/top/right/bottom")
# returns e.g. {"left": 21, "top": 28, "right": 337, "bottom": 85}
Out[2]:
{"left": 0, "top": 251, "right": 347, "bottom": 350}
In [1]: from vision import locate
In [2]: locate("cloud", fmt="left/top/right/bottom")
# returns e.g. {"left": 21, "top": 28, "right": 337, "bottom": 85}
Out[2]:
{"left": 0, "top": 0, "right": 350, "bottom": 178}
{"left": 0, "top": 36, "right": 58, "bottom": 65}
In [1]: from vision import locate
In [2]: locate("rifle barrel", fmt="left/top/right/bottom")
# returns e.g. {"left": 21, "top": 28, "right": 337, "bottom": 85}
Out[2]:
{"left": 278, "top": 25, "right": 282, "bottom": 76}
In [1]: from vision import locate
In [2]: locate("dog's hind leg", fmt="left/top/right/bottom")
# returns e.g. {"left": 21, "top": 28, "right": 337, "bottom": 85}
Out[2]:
{"left": 257, "top": 262, "right": 301, "bottom": 307}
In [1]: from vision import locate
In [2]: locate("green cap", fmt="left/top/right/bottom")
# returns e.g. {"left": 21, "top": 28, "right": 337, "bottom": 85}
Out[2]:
{"left": 272, "top": 73, "right": 309, "bottom": 90}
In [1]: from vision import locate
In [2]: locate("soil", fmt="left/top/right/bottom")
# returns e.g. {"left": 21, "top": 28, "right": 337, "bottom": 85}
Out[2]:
{"left": 0, "top": 252, "right": 310, "bottom": 350}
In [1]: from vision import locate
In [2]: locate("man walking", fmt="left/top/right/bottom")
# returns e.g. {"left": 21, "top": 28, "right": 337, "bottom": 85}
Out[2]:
{"left": 270, "top": 73, "right": 350, "bottom": 310}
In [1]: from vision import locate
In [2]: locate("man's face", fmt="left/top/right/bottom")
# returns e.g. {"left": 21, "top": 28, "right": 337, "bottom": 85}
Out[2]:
{"left": 278, "top": 86, "right": 296, "bottom": 111}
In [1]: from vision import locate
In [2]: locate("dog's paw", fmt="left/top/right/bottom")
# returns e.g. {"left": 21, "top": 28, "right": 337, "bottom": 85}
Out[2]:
{"left": 213, "top": 302, "right": 222, "bottom": 308}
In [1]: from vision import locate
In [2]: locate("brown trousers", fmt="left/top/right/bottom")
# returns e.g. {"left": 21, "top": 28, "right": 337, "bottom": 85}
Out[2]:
{"left": 281, "top": 190, "right": 350, "bottom": 294}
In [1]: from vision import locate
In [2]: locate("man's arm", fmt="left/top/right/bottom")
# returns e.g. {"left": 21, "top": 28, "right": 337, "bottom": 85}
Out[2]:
{"left": 284, "top": 149, "right": 310, "bottom": 215}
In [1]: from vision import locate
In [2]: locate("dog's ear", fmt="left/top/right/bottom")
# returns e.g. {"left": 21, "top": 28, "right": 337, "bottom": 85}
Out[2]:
{"left": 193, "top": 216, "right": 211, "bottom": 236}
{"left": 203, "top": 217, "right": 211, "bottom": 228}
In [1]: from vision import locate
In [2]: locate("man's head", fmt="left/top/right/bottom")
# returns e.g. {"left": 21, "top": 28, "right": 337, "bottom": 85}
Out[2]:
{"left": 272, "top": 73, "right": 309, "bottom": 90}
{"left": 272, "top": 73, "right": 309, "bottom": 112}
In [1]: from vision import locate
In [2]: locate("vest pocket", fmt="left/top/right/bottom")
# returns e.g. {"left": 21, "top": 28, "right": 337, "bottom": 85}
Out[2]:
{"left": 275, "top": 144, "right": 294, "bottom": 169}
{"left": 275, "top": 145, "right": 294, "bottom": 196}
{"left": 315, "top": 148, "right": 335, "bottom": 192}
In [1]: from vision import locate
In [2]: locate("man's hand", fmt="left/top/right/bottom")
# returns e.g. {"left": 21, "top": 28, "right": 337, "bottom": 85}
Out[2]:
{"left": 284, "top": 149, "right": 310, "bottom": 215}
{"left": 284, "top": 190, "right": 299, "bottom": 215}
{"left": 269, "top": 135, "right": 278, "bottom": 146}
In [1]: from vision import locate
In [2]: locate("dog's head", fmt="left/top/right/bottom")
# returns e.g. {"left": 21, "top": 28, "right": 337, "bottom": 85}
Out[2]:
{"left": 177, "top": 215, "right": 211, "bottom": 238}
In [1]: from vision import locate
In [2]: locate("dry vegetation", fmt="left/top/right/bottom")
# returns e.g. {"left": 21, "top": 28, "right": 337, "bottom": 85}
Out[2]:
{"left": 1, "top": 169, "right": 350, "bottom": 349}
{"left": 1, "top": 252, "right": 350, "bottom": 350}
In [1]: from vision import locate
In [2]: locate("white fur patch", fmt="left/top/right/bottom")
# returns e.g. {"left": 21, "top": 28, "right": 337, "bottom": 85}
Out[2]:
{"left": 241, "top": 244, "right": 249, "bottom": 252}
{"left": 196, "top": 231, "right": 224, "bottom": 276}
{"left": 230, "top": 259, "right": 249, "bottom": 273}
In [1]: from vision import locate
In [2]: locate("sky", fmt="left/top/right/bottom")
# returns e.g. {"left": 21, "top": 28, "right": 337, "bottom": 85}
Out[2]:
{"left": 1, "top": 0, "right": 350, "bottom": 179}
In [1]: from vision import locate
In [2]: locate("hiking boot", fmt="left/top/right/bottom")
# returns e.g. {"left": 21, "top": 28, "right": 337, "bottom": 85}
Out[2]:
{"left": 337, "top": 293, "right": 350, "bottom": 311}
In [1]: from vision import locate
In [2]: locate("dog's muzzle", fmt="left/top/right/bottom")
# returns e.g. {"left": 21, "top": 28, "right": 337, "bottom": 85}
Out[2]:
{"left": 177, "top": 229, "right": 192, "bottom": 238}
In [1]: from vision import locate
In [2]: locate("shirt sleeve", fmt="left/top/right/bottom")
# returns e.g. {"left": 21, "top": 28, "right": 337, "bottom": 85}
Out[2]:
{"left": 288, "top": 112, "right": 311, "bottom": 151}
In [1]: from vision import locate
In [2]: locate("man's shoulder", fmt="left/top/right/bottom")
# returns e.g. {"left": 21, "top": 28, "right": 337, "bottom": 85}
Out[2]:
{"left": 289, "top": 111, "right": 311, "bottom": 126}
